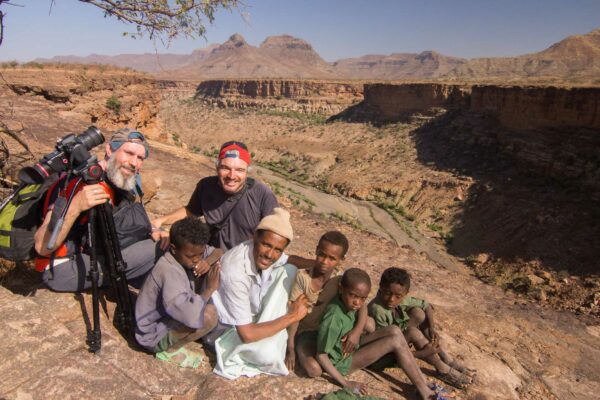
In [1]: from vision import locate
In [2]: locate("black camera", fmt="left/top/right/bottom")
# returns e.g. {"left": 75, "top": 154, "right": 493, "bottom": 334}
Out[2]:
{"left": 19, "top": 126, "right": 105, "bottom": 184}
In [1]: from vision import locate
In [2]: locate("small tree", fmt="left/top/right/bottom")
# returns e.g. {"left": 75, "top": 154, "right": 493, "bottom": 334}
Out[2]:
{"left": 106, "top": 95, "right": 121, "bottom": 114}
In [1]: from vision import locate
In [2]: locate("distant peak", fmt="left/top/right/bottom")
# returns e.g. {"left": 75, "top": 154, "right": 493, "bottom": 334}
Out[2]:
{"left": 226, "top": 33, "right": 247, "bottom": 47}
{"left": 260, "top": 34, "right": 312, "bottom": 50}
{"left": 417, "top": 50, "right": 439, "bottom": 60}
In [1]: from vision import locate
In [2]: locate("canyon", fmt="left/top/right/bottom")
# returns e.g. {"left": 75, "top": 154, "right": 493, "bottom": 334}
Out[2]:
{"left": 0, "top": 65, "right": 599, "bottom": 399}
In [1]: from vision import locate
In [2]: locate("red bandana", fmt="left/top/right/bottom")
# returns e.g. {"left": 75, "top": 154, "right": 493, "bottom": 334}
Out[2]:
{"left": 218, "top": 144, "right": 251, "bottom": 165}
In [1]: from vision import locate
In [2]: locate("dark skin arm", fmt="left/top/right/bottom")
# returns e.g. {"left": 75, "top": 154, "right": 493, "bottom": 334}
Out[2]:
{"left": 287, "top": 254, "right": 317, "bottom": 270}
{"left": 423, "top": 304, "right": 438, "bottom": 341}
{"left": 200, "top": 264, "right": 221, "bottom": 302}
{"left": 192, "top": 248, "right": 224, "bottom": 277}
{"left": 316, "top": 353, "right": 368, "bottom": 395}
{"left": 285, "top": 321, "right": 300, "bottom": 371}
{"left": 342, "top": 304, "right": 368, "bottom": 356}
{"left": 236, "top": 294, "right": 308, "bottom": 343}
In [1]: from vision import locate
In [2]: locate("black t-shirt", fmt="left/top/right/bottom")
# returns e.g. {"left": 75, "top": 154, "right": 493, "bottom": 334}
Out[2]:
{"left": 186, "top": 176, "right": 278, "bottom": 250}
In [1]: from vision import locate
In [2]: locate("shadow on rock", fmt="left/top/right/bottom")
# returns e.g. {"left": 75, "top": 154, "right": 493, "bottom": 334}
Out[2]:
{"left": 411, "top": 110, "right": 600, "bottom": 277}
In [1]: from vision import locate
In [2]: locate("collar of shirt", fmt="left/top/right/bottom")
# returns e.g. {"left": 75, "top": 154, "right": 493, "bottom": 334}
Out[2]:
{"left": 240, "top": 240, "right": 288, "bottom": 318}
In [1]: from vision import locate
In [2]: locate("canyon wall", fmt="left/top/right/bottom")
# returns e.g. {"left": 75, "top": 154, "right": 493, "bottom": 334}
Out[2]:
{"left": 465, "top": 85, "right": 600, "bottom": 187}
{"left": 469, "top": 85, "right": 600, "bottom": 131}
{"left": 195, "top": 79, "right": 364, "bottom": 115}
{"left": 351, "top": 83, "right": 599, "bottom": 188}
{"left": 361, "top": 83, "right": 471, "bottom": 120}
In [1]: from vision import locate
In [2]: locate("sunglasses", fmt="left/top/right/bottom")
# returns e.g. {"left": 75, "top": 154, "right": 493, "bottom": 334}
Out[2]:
{"left": 127, "top": 131, "right": 146, "bottom": 143}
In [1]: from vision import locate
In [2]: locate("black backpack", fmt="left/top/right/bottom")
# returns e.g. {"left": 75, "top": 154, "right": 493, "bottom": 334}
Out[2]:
{"left": 0, "top": 177, "right": 58, "bottom": 261}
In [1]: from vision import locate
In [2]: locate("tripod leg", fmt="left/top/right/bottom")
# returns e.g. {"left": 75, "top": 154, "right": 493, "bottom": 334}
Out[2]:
{"left": 96, "top": 202, "right": 135, "bottom": 338}
{"left": 86, "top": 207, "right": 102, "bottom": 353}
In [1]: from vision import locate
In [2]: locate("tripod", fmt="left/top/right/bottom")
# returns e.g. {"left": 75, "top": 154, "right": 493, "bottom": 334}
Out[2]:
{"left": 50, "top": 173, "right": 135, "bottom": 353}
{"left": 86, "top": 197, "right": 135, "bottom": 353}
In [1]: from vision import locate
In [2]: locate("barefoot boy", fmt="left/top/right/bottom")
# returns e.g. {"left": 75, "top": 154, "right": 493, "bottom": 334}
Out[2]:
{"left": 135, "top": 217, "right": 222, "bottom": 368}
{"left": 286, "top": 231, "right": 373, "bottom": 376}
{"left": 368, "top": 267, "right": 475, "bottom": 388}
{"left": 316, "top": 268, "right": 445, "bottom": 399}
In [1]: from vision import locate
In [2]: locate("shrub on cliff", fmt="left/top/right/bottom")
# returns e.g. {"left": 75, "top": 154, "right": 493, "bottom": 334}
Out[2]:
{"left": 105, "top": 96, "right": 121, "bottom": 114}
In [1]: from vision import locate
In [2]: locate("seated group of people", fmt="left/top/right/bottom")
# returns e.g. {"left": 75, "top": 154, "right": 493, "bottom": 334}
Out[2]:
{"left": 33, "top": 129, "right": 474, "bottom": 400}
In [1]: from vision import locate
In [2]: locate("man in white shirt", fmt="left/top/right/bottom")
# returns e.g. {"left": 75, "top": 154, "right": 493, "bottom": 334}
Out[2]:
{"left": 210, "top": 208, "right": 309, "bottom": 379}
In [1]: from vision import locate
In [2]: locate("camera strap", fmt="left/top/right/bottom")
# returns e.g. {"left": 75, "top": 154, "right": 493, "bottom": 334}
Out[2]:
{"left": 209, "top": 178, "right": 255, "bottom": 233}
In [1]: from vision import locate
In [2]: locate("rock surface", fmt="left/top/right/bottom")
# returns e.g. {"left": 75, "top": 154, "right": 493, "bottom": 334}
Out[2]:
{"left": 2, "top": 143, "right": 599, "bottom": 400}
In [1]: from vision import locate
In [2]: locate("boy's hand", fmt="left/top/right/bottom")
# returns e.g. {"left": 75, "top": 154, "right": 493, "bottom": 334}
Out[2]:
{"left": 151, "top": 229, "right": 170, "bottom": 251}
{"left": 285, "top": 348, "right": 296, "bottom": 372}
{"left": 428, "top": 326, "right": 439, "bottom": 342}
{"left": 345, "top": 381, "right": 368, "bottom": 396}
{"left": 288, "top": 294, "right": 309, "bottom": 321}
{"left": 205, "top": 263, "right": 221, "bottom": 293}
{"left": 193, "top": 259, "right": 211, "bottom": 277}
{"left": 341, "top": 329, "right": 361, "bottom": 356}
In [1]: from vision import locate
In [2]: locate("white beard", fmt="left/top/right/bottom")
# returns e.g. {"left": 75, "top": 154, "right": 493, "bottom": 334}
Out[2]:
{"left": 106, "top": 155, "right": 137, "bottom": 191}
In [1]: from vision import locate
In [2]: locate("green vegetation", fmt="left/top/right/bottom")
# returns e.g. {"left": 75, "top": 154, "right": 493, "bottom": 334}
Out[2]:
{"left": 330, "top": 212, "right": 364, "bottom": 231}
{"left": 172, "top": 133, "right": 182, "bottom": 147}
{"left": 270, "top": 181, "right": 315, "bottom": 212}
{"left": 428, "top": 223, "right": 443, "bottom": 233}
{"left": 427, "top": 223, "right": 453, "bottom": 245}
{"left": 203, "top": 147, "right": 219, "bottom": 158}
{"left": 23, "top": 62, "right": 44, "bottom": 69}
{"left": 257, "top": 109, "right": 327, "bottom": 125}
{"left": 0, "top": 61, "right": 19, "bottom": 68}
{"left": 376, "top": 199, "right": 415, "bottom": 221}
{"left": 105, "top": 96, "right": 122, "bottom": 114}
{"left": 258, "top": 156, "right": 310, "bottom": 182}
{"left": 190, "top": 145, "right": 201, "bottom": 154}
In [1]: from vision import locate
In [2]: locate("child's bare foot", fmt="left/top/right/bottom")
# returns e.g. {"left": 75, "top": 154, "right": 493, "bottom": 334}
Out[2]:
{"left": 447, "top": 359, "right": 476, "bottom": 377}
{"left": 436, "top": 367, "right": 472, "bottom": 389}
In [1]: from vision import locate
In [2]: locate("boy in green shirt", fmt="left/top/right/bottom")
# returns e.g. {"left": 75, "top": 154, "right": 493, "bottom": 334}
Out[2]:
{"left": 286, "top": 231, "right": 373, "bottom": 377}
{"left": 369, "top": 267, "right": 475, "bottom": 389}
{"left": 316, "top": 268, "right": 448, "bottom": 400}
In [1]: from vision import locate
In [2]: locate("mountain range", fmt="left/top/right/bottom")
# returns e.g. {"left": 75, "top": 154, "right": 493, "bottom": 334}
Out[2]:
{"left": 38, "top": 29, "right": 600, "bottom": 83}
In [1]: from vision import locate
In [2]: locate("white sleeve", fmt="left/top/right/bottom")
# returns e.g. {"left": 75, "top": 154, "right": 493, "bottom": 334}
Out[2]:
{"left": 212, "top": 273, "right": 253, "bottom": 326}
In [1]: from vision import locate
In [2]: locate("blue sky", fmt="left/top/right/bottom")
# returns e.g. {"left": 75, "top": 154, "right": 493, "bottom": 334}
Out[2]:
{"left": 0, "top": 0, "right": 599, "bottom": 62}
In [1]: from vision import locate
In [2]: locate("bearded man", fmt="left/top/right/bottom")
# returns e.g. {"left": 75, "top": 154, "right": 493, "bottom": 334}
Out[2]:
{"left": 34, "top": 128, "right": 159, "bottom": 292}
{"left": 151, "top": 141, "right": 278, "bottom": 251}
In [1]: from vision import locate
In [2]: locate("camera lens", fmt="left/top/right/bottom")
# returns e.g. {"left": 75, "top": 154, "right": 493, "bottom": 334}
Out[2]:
{"left": 77, "top": 126, "right": 105, "bottom": 150}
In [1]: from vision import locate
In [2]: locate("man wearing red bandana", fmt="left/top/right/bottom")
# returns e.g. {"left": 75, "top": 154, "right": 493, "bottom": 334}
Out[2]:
{"left": 151, "top": 141, "right": 278, "bottom": 254}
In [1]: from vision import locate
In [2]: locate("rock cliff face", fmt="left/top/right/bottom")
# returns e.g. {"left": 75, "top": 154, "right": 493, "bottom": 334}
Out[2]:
{"left": 465, "top": 85, "right": 600, "bottom": 187}
{"left": 359, "top": 83, "right": 471, "bottom": 120}
{"left": 469, "top": 85, "right": 600, "bottom": 130}
{"left": 195, "top": 79, "right": 364, "bottom": 114}
{"left": 332, "top": 51, "right": 467, "bottom": 79}
{"left": 355, "top": 83, "right": 600, "bottom": 187}
{"left": 0, "top": 66, "right": 161, "bottom": 142}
